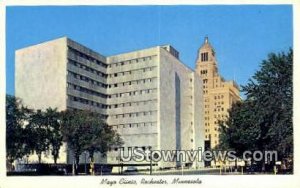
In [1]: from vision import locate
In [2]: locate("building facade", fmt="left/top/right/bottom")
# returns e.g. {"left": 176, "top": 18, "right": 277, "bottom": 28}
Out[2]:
{"left": 195, "top": 37, "right": 240, "bottom": 149}
{"left": 15, "top": 37, "right": 205, "bottom": 169}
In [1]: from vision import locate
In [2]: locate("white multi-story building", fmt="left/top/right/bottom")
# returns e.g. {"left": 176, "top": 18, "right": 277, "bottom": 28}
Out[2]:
{"left": 15, "top": 37, "right": 205, "bottom": 169}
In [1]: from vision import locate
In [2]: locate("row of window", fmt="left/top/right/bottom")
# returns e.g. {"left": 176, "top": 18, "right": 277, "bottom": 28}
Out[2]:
{"left": 68, "top": 80, "right": 157, "bottom": 106}
{"left": 201, "top": 52, "right": 209, "bottom": 62}
{"left": 68, "top": 71, "right": 108, "bottom": 89}
{"left": 67, "top": 82, "right": 108, "bottom": 99}
{"left": 109, "top": 99, "right": 157, "bottom": 109}
{"left": 68, "top": 94, "right": 158, "bottom": 111}
{"left": 214, "top": 95, "right": 224, "bottom": 100}
{"left": 68, "top": 46, "right": 108, "bottom": 68}
{"left": 109, "top": 66, "right": 155, "bottom": 78}
{"left": 110, "top": 88, "right": 157, "bottom": 99}
{"left": 68, "top": 69, "right": 157, "bottom": 91}
{"left": 205, "top": 127, "right": 221, "bottom": 132}
{"left": 214, "top": 114, "right": 226, "bottom": 118}
{"left": 68, "top": 59, "right": 108, "bottom": 78}
{"left": 113, "top": 121, "right": 156, "bottom": 129}
{"left": 205, "top": 114, "right": 226, "bottom": 122}
{"left": 110, "top": 110, "right": 157, "bottom": 119}
{"left": 109, "top": 77, "right": 156, "bottom": 88}
{"left": 214, "top": 107, "right": 225, "bottom": 112}
{"left": 68, "top": 70, "right": 157, "bottom": 92}
{"left": 66, "top": 106, "right": 109, "bottom": 120}
{"left": 108, "top": 56, "right": 154, "bottom": 68}
{"left": 215, "top": 84, "right": 225, "bottom": 88}
{"left": 200, "top": 70, "right": 208, "bottom": 75}
{"left": 68, "top": 95, "right": 109, "bottom": 109}
{"left": 215, "top": 101, "right": 224, "bottom": 105}
{"left": 205, "top": 134, "right": 219, "bottom": 139}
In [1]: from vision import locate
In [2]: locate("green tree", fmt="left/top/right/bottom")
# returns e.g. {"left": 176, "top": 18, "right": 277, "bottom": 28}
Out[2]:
{"left": 27, "top": 110, "right": 51, "bottom": 163}
{"left": 60, "top": 109, "right": 123, "bottom": 174}
{"left": 83, "top": 115, "right": 123, "bottom": 163}
{"left": 219, "top": 49, "right": 293, "bottom": 170}
{"left": 44, "top": 108, "right": 63, "bottom": 164}
{"left": 219, "top": 100, "right": 259, "bottom": 157}
{"left": 6, "top": 95, "right": 32, "bottom": 167}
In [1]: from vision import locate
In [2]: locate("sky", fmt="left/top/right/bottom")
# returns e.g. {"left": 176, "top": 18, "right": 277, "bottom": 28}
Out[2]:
{"left": 6, "top": 5, "right": 293, "bottom": 97}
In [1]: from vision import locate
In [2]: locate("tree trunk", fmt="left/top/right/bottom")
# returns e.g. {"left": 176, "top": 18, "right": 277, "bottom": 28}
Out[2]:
{"left": 89, "top": 151, "right": 94, "bottom": 163}
{"left": 89, "top": 151, "right": 95, "bottom": 175}
{"left": 38, "top": 153, "right": 42, "bottom": 164}
{"left": 261, "top": 152, "right": 266, "bottom": 173}
{"left": 53, "top": 149, "right": 58, "bottom": 164}
{"left": 75, "top": 155, "right": 80, "bottom": 175}
{"left": 235, "top": 158, "right": 237, "bottom": 171}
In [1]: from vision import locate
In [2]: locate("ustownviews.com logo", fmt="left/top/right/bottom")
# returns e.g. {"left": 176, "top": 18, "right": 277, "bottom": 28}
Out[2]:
{"left": 119, "top": 148, "right": 278, "bottom": 163}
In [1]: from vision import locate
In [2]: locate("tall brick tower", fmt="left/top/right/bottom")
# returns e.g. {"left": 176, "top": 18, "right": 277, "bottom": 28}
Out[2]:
{"left": 195, "top": 37, "right": 240, "bottom": 149}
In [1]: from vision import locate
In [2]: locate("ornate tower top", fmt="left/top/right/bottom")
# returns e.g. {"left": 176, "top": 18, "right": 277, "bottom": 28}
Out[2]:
{"left": 196, "top": 36, "right": 216, "bottom": 64}
{"left": 204, "top": 36, "right": 209, "bottom": 44}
